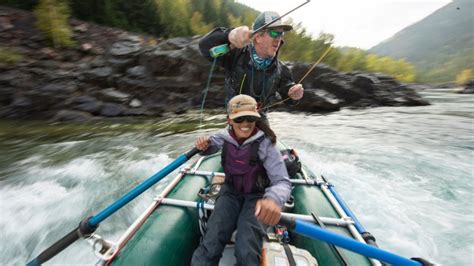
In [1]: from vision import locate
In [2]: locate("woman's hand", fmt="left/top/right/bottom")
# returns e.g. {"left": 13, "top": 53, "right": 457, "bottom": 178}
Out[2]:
{"left": 255, "top": 198, "right": 281, "bottom": 225}
{"left": 195, "top": 136, "right": 210, "bottom": 151}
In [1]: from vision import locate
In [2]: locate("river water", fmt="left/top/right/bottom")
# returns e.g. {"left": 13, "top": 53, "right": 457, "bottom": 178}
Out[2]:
{"left": 0, "top": 89, "right": 472, "bottom": 265}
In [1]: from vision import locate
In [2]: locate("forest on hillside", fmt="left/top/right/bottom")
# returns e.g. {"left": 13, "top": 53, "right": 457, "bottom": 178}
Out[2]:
{"left": 1, "top": 0, "right": 440, "bottom": 84}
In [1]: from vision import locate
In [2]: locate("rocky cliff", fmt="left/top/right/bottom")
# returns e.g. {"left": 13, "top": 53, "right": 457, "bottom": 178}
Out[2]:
{"left": 0, "top": 6, "right": 430, "bottom": 122}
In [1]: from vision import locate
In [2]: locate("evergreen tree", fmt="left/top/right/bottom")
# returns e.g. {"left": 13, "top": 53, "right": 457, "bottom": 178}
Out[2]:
{"left": 103, "top": 0, "right": 127, "bottom": 27}
{"left": 34, "top": 0, "right": 75, "bottom": 48}
{"left": 228, "top": 14, "right": 243, "bottom": 28}
{"left": 155, "top": 0, "right": 190, "bottom": 37}
{"left": 202, "top": 0, "right": 219, "bottom": 25}
{"left": 0, "top": 0, "right": 37, "bottom": 9}
{"left": 121, "top": 0, "right": 162, "bottom": 34}
{"left": 190, "top": 12, "right": 213, "bottom": 35}
{"left": 70, "top": 0, "right": 104, "bottom": 22}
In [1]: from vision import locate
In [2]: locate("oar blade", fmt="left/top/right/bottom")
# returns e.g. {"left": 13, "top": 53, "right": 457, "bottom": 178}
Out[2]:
{"left": 27, "top": 227, "right": 80, "bottom": 266}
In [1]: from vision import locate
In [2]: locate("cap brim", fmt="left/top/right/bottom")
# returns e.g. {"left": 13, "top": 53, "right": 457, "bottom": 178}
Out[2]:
{"left": 267, "top": 25, "right": 293, "bottom": 32}
{"left": 229, "top": 111, "right": 261, "bottom": 120}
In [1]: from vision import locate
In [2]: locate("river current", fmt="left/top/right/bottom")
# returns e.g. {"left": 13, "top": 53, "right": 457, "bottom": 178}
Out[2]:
{"left": 0, "top": 89, "right": 472, "bottom": 265}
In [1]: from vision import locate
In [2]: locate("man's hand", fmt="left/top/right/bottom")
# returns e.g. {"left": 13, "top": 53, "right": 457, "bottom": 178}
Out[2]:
{"left": 288, "top": 84, "right": 304, "bottom": 100}
{"left": 229, "top": 26, "right": 252, "bottom": 49}
{"left": 195, "top": 136, "right": 210, "bottom": 151}
{"left": 255, "top": 198, "right": 281, "bottom": 225}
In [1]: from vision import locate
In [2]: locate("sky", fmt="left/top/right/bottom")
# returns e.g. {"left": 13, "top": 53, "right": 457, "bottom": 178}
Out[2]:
{"left": 235, "top": 0, "right": 452, "bottom": 49}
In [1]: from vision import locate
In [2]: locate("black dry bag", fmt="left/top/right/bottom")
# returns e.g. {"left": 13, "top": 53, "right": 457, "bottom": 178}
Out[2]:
{"left": 280, "top": 149, "right": 302, "bottom": 177}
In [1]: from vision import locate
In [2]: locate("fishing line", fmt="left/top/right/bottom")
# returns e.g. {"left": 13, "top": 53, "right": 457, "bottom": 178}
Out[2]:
{"left": 199, "top": 57, "right": 218, "bottom": 128}
{"left": 239, "top": 73, "right": 247, "bottom": 94}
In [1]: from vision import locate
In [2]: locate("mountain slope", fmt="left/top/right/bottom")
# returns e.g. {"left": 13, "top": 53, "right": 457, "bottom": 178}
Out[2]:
{"left": 369, "top": 0, "right": 474, "bottom": 84}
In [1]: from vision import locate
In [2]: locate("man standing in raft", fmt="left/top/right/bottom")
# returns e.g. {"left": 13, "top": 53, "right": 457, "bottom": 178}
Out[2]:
{"left": 199, "top": 11, "right": 304, "bottom": 123}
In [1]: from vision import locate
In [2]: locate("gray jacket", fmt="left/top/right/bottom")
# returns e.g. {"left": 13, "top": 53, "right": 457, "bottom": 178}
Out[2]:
{"left": 201, "top": 127, "right": 291, "bottom": 207}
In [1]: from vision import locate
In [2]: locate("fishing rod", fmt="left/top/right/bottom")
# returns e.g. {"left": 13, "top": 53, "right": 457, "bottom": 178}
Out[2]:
{"left": 263, "top": 45, "right": 333, "bottom": 109}
{"left": 253, "top": 0, "right": 311, "bottom": 33}
{"left": 27, "top": 148, "right": 200, "bottom": 266}
{"left": 209, "top": 0, "right": 311, "bottom": 58}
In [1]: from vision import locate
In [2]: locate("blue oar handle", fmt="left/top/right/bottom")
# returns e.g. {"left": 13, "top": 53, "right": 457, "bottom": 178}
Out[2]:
{"left": 27, "top": 148, "right": 199, "bottom": 265}
{"left": 280, "top": 216, "right": 427, "bottom": 266}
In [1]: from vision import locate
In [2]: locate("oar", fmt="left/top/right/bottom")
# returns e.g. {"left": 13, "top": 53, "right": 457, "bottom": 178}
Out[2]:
{"left": 160, "top": 198, "right": 428, "bottom": 265}
{"left": 323, "top": 178, "right": 378, "bottom": 246}
{"left": 27, "top": 148, "right": 200, "bottom": 266}
{"left": 279, "top": 216, "right": 427, "bottom": 266}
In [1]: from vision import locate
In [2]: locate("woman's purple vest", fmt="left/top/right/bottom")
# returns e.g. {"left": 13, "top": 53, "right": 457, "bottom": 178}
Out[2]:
{"left": 221, "top": 138, "right": 269, "bottom": 194}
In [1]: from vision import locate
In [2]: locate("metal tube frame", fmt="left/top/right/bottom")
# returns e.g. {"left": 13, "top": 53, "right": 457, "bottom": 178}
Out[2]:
{"left": 303, "top": 167, "right": 381, "bottom": 266}
{"left": 158, "top": 198, "right": 352, "bottom": 227}
{"left": 100, "top": 156, "right": 209, "bottom": 261}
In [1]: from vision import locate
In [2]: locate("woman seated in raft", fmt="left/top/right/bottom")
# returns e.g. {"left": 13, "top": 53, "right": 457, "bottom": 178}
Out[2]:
{"left": 191, "top": 94, "right": 291, "bottom": 266}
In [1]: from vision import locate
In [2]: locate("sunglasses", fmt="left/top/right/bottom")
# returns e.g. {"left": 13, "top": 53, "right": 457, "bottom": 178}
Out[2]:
{"left": 233, "top": 116, "right": 259, "bottom": 123}
{"left": 267, "top": 30, "right": 284, "bottom": 39}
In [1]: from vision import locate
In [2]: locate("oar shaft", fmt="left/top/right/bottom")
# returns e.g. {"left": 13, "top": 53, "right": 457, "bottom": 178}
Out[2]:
{"left": 89, "top": 148, "right": 199, "bottom": 227}
{"left": 27, "top": 227, "right": 79, "bottom": 266}
{"left": 291, "top": 219, "right": 421, "bottom": 266}
{"left": 28, "top": 148, "right": 199, "bottom": 265}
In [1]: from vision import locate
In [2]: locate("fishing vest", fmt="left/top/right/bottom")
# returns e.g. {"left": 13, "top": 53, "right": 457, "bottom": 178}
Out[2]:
{"left": 221, "top": 137, "right": 269, "bottom": 194}
{"left": 224, "top": 47, "right": 284, "bottom": 111}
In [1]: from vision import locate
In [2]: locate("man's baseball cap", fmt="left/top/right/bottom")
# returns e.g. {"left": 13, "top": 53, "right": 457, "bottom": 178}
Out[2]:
{"left": 227, "top": 94, "right": 261, "bottom": 120}
{"left": 252, "top": 11, "right": 293, "bottom": 32}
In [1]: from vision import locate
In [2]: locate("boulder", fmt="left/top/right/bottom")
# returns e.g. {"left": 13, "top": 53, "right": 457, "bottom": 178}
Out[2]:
{"left": 67, "top": 96, "right": 103, "bottom": 114}
{"left": 100, "top": 103, "right": 125, "bottom": 117}
{"left": 459, "top": 80, "right": 474, "bottom": 94}
{"left": 98, "top": 88, "right": 131, "bottom": 103}
{"left": 51, "top": 109, "right": 94, "bottom": 122}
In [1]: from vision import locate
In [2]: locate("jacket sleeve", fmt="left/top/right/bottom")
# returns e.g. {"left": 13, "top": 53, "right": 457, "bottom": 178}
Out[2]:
{"left": 198, "top": 27, "right": 232, "bottom": 62}
{"left": 278, "top": 62, "right": 300, "bottom": 106}
{"left": 198, "top": 27, "right": 241, "bottom": 71}
{"left": 199, "top": 130, "right": 225, "bottom": 156}
{"left": 259, "top": 138, "right": 292, "bottom": 207}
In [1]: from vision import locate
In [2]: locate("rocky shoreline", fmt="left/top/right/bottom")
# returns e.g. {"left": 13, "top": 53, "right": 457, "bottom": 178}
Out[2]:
{"left": 0, "top": 6, "right": 436, "bottom": 122}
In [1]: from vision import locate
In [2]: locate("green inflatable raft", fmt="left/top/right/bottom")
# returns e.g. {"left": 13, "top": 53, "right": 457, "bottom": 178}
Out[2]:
{"left": 104, "top": 148, "right": 377, "bottom": 266}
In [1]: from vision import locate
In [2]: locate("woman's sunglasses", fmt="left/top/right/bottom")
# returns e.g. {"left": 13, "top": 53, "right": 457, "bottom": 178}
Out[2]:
{"left": 267, "top": 30, "right": 284, "bottom": 39}
{"left": 233, "top": 116, "right": 259, "bottom": 123}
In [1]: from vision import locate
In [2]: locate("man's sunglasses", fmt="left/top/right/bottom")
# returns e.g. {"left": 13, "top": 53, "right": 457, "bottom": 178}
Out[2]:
{"left": 233, "top": 116, "right": 259, "bottom": 123}
{"left": 267, "top": 30, "right": 284, "bottom": 39}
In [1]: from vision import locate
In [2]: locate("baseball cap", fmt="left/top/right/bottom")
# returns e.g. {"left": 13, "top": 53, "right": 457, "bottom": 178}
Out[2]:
{"left": 227, "top": 94, "right": 261, "bottom": 120}
{"left": 252, "top": 11, "right": 293, "bottom": 32}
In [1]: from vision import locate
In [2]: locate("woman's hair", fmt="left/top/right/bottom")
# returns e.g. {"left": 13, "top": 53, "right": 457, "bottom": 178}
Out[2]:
{"left": 256, "top": 120, "right": 277, "bottom": 144}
